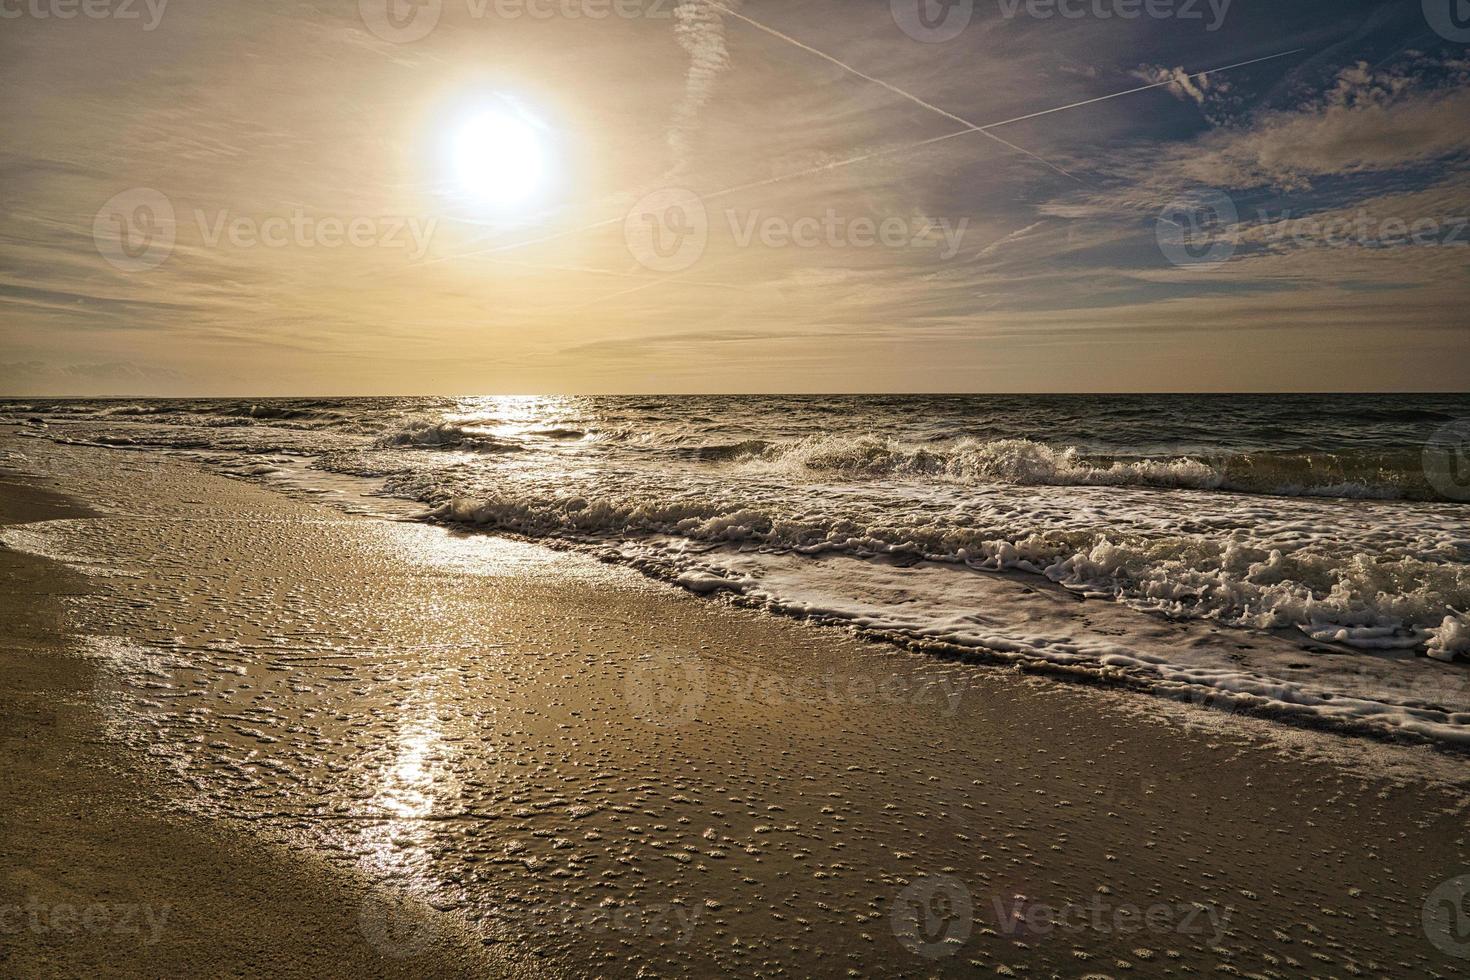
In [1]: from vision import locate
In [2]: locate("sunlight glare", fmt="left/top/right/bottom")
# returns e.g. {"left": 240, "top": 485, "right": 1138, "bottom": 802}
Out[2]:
{"left": 450, "top": 104, "right": 550, "bottom": 211}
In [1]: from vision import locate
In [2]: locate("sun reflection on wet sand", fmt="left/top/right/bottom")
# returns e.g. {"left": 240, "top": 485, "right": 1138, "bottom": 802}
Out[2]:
{"left": 385, "top": 520, "right": 611, "bottom": 582}
{"left": 379, "top": 717, "right": 438, "bottom": 819}
{"left": 359, "top": 697, "right": 460, "bottom": 882}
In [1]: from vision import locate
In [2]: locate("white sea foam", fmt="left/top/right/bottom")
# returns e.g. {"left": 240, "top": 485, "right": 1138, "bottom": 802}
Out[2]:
{"left": 1427, "top": 614, "right": 1470, "bottom": 662}
{"left": 611, "top": 546, "right": 1470, "bottom": 745}
{"left": 428, "top": 482, "right": 1470, "bottom": 667}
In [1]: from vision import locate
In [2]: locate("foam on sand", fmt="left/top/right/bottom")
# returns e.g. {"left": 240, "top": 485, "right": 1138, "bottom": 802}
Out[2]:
{"left": 618, "top": 546, "right": 1470, "bottom": 746}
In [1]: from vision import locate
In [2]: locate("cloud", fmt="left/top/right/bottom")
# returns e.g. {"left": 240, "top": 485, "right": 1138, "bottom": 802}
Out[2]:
{"left": 1040, "top": 57, "right": 1470, "bottom": 224}
{"left": 1131, "top": 64, "right": 1223, "bottom": 106}
{"left": 1169, "top": 59, "right": 1470, "bottom": 191}
{"left": 667, "top": 0, "right": 742, "bottom": 178}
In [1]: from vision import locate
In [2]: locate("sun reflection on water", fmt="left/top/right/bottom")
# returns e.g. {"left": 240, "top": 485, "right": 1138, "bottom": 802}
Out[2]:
{"left": 446, "top": 394, "right": 587, "bottom": 442}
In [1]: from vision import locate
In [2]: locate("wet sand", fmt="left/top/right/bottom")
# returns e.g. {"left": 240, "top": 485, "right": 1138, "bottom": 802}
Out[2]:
{"left": 1, "top": 431, "right": 1468, "bottom": 977}
{"left": 0, "top": 471, "right": 533, "bottom": 979}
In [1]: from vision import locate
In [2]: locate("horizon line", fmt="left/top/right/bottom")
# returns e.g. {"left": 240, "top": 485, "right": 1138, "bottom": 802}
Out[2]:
{"left": 3, "top": 391, "right": 1469, "bottom": 400}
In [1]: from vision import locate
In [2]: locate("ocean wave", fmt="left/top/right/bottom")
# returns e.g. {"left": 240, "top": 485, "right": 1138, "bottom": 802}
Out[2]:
{"left": 680, "top": 439, "right": 772, "bottom": 461}
{"left": 756, "top": 435, "right": 1226, "bottom": 488}
{"left": 14, "top": 394, "right": 1470, "bottom": 747}
{"left": 710, "top": 435, "right": 1431, "bottom": 500}
{"left": 231, "top": 403, "right": 328, "bottom": 422}
{"left": 105, "top": 403, "right": 178, "bottom": 417}
{"left": 423, "top": 486, "right": 1470, "bottom": 661}
{"left": 375, "top": 421, "right": 521, "bottom": 453}
{"left": 527, "top": 428, "right": 586, "bottom": 440}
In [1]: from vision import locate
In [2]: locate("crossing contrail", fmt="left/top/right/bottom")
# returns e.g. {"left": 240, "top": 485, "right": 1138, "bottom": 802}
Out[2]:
{"left": 706, "top": 0, "right": 1079, "bottom": 181}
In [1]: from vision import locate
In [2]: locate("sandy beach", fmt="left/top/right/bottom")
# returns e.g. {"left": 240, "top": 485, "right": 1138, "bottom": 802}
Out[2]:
{"left": 1, "top": 430, "right": 1468, "bottom": 977}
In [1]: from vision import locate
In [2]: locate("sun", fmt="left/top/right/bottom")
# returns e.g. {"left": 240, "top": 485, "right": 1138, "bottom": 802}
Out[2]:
{"left": 448, "top": 102, "right": 551, "bottom": 211}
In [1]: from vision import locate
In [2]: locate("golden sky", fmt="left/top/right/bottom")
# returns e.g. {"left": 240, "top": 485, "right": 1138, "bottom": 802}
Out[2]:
{"left": 2, "top": 0, "right": 1468, "bottom": 394}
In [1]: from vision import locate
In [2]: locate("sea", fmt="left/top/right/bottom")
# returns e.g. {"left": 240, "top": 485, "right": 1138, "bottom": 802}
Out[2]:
{"left": 5, "top": 393, "right": 1469, "bottom": 746}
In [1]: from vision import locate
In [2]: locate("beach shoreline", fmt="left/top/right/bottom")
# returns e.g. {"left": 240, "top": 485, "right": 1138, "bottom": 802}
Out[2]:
{"left": 0, "top": 466, "right": 534, "bottom": 979}
{"left": 1, "top": 433, "right": 1468, "bottom": 976}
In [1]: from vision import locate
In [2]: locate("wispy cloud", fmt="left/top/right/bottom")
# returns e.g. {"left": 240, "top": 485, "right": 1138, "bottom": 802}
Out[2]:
{"left": 667, "top": 0, "right": 743, "bottom": 178}
{"left": 1132, "top": 64, "right": 1227, "bottom": 105}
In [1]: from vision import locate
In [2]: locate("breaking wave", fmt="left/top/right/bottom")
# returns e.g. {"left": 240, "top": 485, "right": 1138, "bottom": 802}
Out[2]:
{"left": 422, "top": 485, "right": 1470, "bottom": 661}
{"left": 749, "top": 435, "right": 1224, "bottom": 489}
{"left": 375, "top": 421, "right": 521, "bottom": 453}
{"left": 729, "top": 436, "right": 1426, "bottom": 499}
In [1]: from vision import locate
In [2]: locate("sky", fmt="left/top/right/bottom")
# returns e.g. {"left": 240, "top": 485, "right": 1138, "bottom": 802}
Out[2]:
{"left": 1, "top": 0, "right": 1468, "bottom": 395}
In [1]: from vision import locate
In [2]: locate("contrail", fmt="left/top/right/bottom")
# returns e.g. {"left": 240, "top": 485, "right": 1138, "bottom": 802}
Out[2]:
{"left": 419, "top": 46, "right": 1305, "bottom": 268}
{"left": 971, "top": 48, "right": 1304, "bottom": 129}
{"left": 706, "top": 0, "right": 1079, "bottom": 181}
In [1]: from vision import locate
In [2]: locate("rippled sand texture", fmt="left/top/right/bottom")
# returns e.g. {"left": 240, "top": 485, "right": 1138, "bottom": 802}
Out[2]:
{"left": 3, "top": 434, "right": 1469, "bottom": 977}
